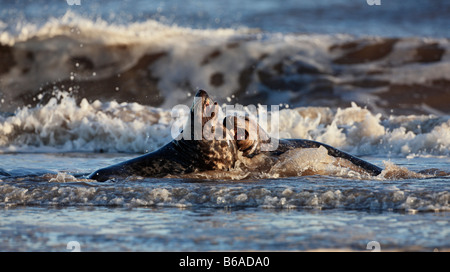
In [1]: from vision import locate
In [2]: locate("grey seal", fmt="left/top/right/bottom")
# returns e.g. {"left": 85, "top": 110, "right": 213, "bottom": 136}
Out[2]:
{"left": 89, "top": 90, "right": 237, "bottom": 182}
{"left": 225, "top": 115, "right": 383, "bottom": 176}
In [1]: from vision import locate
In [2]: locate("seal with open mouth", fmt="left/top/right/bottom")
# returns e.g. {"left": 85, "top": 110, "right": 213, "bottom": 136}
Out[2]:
{"left": 89, "top": 90, "right": 237, "bottom": 182}
{"left": 225, "top": 115, "right": 383, "bottom": 176}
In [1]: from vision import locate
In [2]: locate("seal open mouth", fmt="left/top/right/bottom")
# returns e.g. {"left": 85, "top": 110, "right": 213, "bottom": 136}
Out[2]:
{"left": 189, "top": 90, "right": 222, "bottom": 140}
{"left": 194, "top": 89, "right": 216, "bottom": 120}
{"left": 224, "top": 115, "right": 266, "bottom": 157}
{"left": 183, "top": 90, "right": 238, "bottom": 170}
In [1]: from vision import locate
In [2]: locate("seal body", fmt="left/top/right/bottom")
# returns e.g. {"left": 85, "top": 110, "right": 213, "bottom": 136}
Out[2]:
{"left": 225, "top": 115, "right": 383, "bottom": 176}
{"left": 89, "top": 90, "right": 237, "bottom": 182}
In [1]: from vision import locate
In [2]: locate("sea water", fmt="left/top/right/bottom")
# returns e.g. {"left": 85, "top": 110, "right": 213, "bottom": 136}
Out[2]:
{"left": 0, "top": 0, "right": 449, "bottom": 251}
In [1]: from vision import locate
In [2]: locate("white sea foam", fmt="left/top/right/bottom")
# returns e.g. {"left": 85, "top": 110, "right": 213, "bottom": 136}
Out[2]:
{"left": 0, "top": 92, "right": 449, "bottom": 158}
{"left": 0, "top": 175, "right": 448, "bottom": 212}
{"left": 0, "top": 11, "right": 249, "bottom": 46}
{"left": 0, "top": 92, "right": 176, "bottom": 153}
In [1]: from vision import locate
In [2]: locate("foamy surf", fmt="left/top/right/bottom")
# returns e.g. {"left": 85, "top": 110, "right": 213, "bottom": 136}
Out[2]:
{"left": 1, "top": 92, "right": 449, "bottom": 158}
{"left": 1, "top": 169, "right": 448, "bottom": 212}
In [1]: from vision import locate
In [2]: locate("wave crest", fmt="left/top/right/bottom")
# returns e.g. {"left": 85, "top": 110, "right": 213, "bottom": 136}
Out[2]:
{"left": 1, "top": 92, "right": 449, "bottom": 158}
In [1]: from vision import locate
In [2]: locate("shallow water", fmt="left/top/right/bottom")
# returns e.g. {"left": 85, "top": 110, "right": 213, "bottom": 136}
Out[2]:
{"left": 0, "top": 153, "right": 449, "bottom": 251}
{"left": 1, "top": 206, "right": 448, "bottom": 252}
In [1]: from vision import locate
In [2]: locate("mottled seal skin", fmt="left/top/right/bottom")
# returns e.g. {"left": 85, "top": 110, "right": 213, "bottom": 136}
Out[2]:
{"left": 225, "top": 115, "right": 383, "bottom": 176}
{"left": 89, "top": 90, "right": 237, "bottom": 182}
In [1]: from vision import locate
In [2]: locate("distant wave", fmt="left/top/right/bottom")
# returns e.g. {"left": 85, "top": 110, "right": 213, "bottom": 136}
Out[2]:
{"left": 1, "top": 11, "right": 450, "bottom": 116}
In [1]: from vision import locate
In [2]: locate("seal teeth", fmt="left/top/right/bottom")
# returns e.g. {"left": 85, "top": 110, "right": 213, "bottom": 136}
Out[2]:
{"left": 204, "top": 102, "right": 212, "bottom": 117}
{"left": 204, "top": 98, "right": 219, "bottom": 118}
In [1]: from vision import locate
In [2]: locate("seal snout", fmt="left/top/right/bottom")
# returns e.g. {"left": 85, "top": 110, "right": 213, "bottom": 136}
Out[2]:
{"left": 195, "top": 89, "right": 208, "bottom": 98}
{"left": 193, "top": 89, "right": 216, "bottom": 119}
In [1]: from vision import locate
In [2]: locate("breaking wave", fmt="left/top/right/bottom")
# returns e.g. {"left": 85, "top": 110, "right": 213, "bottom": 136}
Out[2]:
{"left": 0, "top": 92, "right": 449, "bottom": 158}
{"left": 1, "top": 11, "right": 449, "bottom": 116}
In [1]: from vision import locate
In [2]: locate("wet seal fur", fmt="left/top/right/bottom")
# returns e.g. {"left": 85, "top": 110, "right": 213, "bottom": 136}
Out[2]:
{"left": 89, "top": 90, "right": 237, "bottom": 182}
{"left": 225, "top": 115, "right": 383, "bottom": 176}
{"left": 89, "top": 90, "right": 382, "bottom": 181}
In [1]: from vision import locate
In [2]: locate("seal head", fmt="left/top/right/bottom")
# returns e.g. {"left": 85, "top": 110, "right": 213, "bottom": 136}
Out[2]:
{"left": 224, "top": 114, "right": 274, "bottom": 158}
{"left": 177, "top": 90, "right": 238, "bottom": 170}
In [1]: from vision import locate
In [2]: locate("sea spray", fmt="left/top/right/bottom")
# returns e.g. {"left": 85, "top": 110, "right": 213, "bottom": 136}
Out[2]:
{"left": 1, "top": 92, "right": 449, "bottom": 157}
